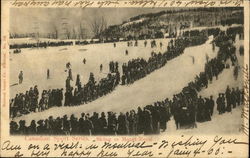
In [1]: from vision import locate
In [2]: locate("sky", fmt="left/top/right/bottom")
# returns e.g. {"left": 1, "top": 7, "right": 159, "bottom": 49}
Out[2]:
{"left": 10, "top": 8, "right": 168, "bottom": 36}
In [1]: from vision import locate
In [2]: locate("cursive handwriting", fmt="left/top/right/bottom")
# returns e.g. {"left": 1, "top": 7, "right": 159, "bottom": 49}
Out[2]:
{"left": 10, "top": 0, "right": 243, "bottom": 8}
{"left": 241, "top": 64, "right": 249, "bottom": 136}
{"left": 127, "top": 149, "right": 154, "bottom": 157}
{"left": 1, "top": 140, "right": 21, "bottom": 151}
{"left": 1, "top": 140, "right": 23, "bottom": 158}
{"left": 209, "top": 136, "right": 248, "bottom": 150}
{"left": 96, "top": 149, "right": 118, "bottom": 157}
{"left": 1, "top": 135, "right": 248, "bottom": 157}
{"left": 54, "top": 141, "right": 80, "bottom": 150}
{"left": 30, "top": 150, "right": 50, "bottom": 157}
{"left": 101, "top": 141, "right": 153, "bottom": 149}
{"left": 171, "top": 136, "right": 207, "bottom": 149}
{"left": 61, "top": 149, "right": 92, "bottom": 157}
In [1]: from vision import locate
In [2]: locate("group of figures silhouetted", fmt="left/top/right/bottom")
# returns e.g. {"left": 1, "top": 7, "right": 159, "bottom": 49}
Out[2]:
{"left": 10, "top": 85, "right": 243, "bottom": 135}
{"left": 10, "top": 26, "right": 244, "bottom": 135}
{"left": 10, "top": 34, "right": 208, "bottom": 118}
{"left": 10, "top": 41, "right": 73, "bottom": 49}
{"left": 10, "top": 87, "right": 64, "bottom": 117}
{"left": 120, "top": 36, "right": 207, "bottom": 85}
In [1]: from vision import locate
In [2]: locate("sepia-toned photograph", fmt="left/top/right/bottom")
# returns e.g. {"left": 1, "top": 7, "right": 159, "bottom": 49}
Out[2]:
{"left": 9, "top": 7, "right": 245, "bottom": 136}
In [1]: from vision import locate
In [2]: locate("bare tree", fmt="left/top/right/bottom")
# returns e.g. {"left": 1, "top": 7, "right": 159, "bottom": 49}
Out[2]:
{"left": 61, "top": 18, "right": 71, "bottom": 39}
{"left": 79, "top": 22, "right": 86, "bottom": 39}
{"left": 52, "top": 24, "right": 58, "bottom": 39}
{"left": 72, "top": 27, "right": 77, "bottom": 39}
{"left": 65, "top": 28, "right": 71, "bottom": 39}
{"left": 89, "top": 16, "right": 107, "bottom": 38}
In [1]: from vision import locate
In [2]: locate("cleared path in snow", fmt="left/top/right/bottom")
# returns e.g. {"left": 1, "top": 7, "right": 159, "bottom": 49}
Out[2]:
{"left": 10, "top": 38, "right": 171, "bottom": 98}
{"left": 13, "top": 36, "right": 218, "bottom": 123}
{"left": 165, "top": 35, "right": 244, "bottom": 135}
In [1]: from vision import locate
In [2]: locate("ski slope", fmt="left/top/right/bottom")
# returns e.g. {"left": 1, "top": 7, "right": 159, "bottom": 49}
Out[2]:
{"left": 167, "top": 61, "right": 244, "bottom": 135}
{"left": 13, "top": 36, "right": 217, "bottom": 122}
{"left": 11, "top": 35, "right": 244, "bottom": 134}
{"left": 10, "top": 38, "right": 171, "bottom": 98}
{"left": 167, "top": 35, "right": 244, "bottom": 135}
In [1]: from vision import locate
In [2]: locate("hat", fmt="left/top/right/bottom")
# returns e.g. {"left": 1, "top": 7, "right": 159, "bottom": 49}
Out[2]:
{"left": 37, "top": 120, "right": 44, "bottom": 125}
{"left": 81, "top": 113, "right": 85, "bottom": 117}
{"left": 10, "top": 121, "right": 16, "bottom": 126}
{"left": 70, "top": 114, "right": 75, "bottom": 119}
{"left": 19, "top": 120, "right": 23, "bottom": 124}
{"left": 101, "top": 112, "right": 105, "bottom": 117}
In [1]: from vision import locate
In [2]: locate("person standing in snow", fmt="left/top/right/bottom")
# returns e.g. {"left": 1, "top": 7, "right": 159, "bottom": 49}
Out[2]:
{"left": 66, "top": 62, "right": 71, "bottom": 69}
{"left": 65, "top": 77, "right": 71, "bottom": 91}
{"left": 83, "top": 58, "right": 86, "bottom": 64}
{"left": 225, "top": 86, "right": 232, "bottom": 112}
{"left": 75, "top": 74, "right": 80, "bottom": 87}
{"left": 233, "top": 65, "right": 239, "bottom": 80}
{"left": 231, "top": 88, "right": 237, "bottom": 109}
{"left": 18, "top": 71, "right": 23, "bottom": 84}
{"left": 47, "top": 69, "right": 50, "bottom": 79}
{"left": 68, "top": 68, "right": 73, "bottom": 81}
{"left": 208, "top": 96, "right": 215, "bottom": 116}
{"left": 117, "top": 112, "right": 129, "bottom": 135}
{"left": 134, "top": 40, "right": 138, "bottom": 47}
{"left": 221, "top": 94, "right": 226, "bottom": 113}
{"left": 235, "top": 87, "right": 241, "bottom": 106}
{"left": 100, "top": 64, "right": 103, "bottom": 72}
{"left": 216, "top": 94, "right": 223, "bottom": 114}
{"left": 125, "top": 50, "right": 128, "bottom": 56}
{"left": 144, "top": 40, "right": 147, "bottom": 47}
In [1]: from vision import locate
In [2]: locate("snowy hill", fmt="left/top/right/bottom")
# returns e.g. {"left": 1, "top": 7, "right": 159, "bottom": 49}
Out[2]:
{"left": 11, "top": 33, "right": 245, "bottom": 135}
{"left": 12, "top": 37, "right": 218, "bottom": 123}
{"left": 99, "top": 8, "right": 243, "bottom": 39}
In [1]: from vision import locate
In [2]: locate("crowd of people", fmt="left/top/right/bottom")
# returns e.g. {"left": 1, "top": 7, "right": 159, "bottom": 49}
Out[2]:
{"left": 10, "top": 34, "right": 208, "bottom": 118}
{"left": 10, "top": 84, "right": 243, "bottom": 135}
{"left": 10, "top": 41, "right": 74, "bottom": 49}
{"left": 169, "top": 27, "right": 244, "bottom": 128}
{"left": 10, "top": 86, "right": 64, "bottom": 118}
{"left": 109, "top": 61, "right": 119, "bottom": 73}
{"left": 10, "top": 26, "right": 244, "bottom": 135}
{"left": 217, "top": 86, "right": 243, "bottom": 114}
{"left": 10, "top": 86, "right": 39, "bottom": 117}
{"left": 13, "top": 49, "right": 21, "bottom": 54}
{"left": 99, "top": 8, "right": 243, "bottom": 40}
{"left": 64, "top": 71, "right": 120, "bottom": 106}
{"left": 121, "top": 35, "right": 207, "bottom": 85}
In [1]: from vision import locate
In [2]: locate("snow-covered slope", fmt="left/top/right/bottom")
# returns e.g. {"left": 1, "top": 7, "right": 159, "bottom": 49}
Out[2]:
{"left": 13, "top": 36, "right": 218, "bottom": 123}
{"left": 10, "top": 38, "right": 171, "bottom": 98}
{"left": 11, "top": 35, "right": 244, "bottom": 134}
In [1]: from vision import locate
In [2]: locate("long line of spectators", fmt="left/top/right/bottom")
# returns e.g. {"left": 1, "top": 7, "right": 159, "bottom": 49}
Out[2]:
{"left": 121, "top": 36, "right": 207, "bottom": 85}
{"left": 170, "top": 27, "right": 243, "bottom": 128}
{"left": 10, "top": 87, "right": 64, "bottom": 118}
{"left": 10, "top": 34, "right": 208, "bottom": 118}
{"left": 10, "top": 26, "right": 242, "bottom": 118}
{"left": 9, "top": 84, "right": 243, "bottom": 135}
{"left": 10, "top": 29, "right": 244, "bottom": 135}
{"left": 65, "top": 72, "right": 120, "bottom": 106}
{"left": 10, "top": 41, "right": 73, "bottom": 49}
